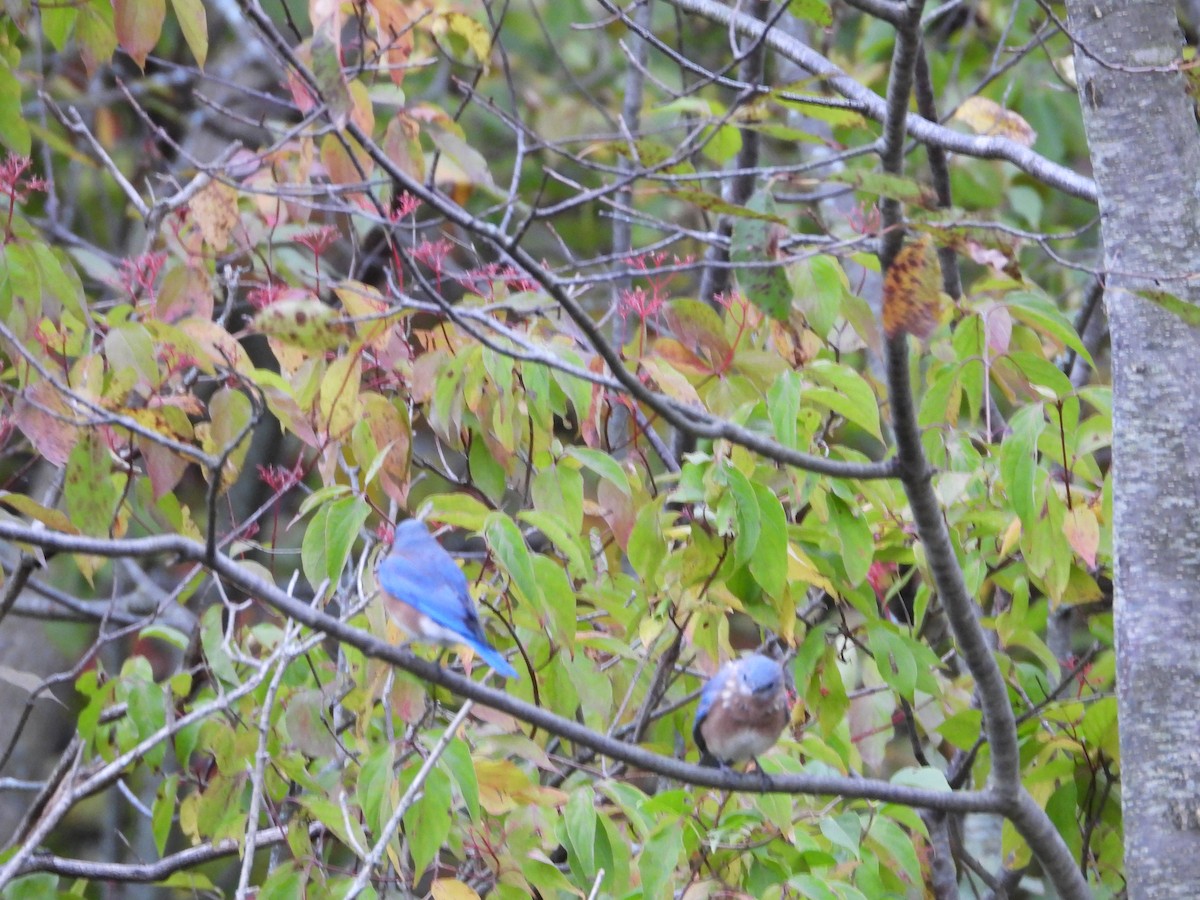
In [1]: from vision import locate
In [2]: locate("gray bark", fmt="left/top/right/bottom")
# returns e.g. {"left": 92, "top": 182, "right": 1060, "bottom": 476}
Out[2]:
{"left": 1063, "top": 0, "right": 1200, "bottom": 894}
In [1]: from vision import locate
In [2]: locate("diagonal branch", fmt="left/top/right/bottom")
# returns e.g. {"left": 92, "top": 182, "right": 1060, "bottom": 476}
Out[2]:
{"left": 0, "top": 518, "right": 1001, "bottom": 814}
{"left": 234, "top": 0, "right": 898, "bottom": 482}
{"left": 657, "top": 0, "right": 1097, "bottom": 201}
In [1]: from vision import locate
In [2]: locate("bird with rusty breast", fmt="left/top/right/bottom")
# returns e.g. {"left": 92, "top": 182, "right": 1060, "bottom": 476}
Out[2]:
{"left": 693, "top": 653, "right": 790, "bottom": 768}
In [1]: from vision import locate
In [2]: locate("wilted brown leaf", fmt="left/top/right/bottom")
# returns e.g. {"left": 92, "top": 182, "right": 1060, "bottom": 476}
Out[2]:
{"left": 882, "top": 235, "right": 943, "bottom": 340}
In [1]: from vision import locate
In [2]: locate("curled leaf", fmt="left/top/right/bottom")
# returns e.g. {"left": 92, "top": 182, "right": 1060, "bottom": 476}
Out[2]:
{"left": 883, "top": 235, "right": 944, "bottom": 340}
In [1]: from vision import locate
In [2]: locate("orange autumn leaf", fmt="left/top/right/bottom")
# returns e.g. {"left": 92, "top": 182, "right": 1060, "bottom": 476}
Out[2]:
{"left": 1064, "top": 505, "right": 1100, "bottom": 568}
{"left": 883, "top": 235, "right": 943, "bottom": 340}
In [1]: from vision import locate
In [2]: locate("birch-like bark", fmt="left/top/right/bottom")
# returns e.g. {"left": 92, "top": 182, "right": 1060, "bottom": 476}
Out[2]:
{"left": 1063, "top": 0, "right": 1200, "bottom": 894}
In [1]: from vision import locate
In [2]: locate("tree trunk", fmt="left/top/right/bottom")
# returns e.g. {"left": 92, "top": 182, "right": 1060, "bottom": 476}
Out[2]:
{"left": 1064, "top": 0, "right": 1200, "bottom": 894}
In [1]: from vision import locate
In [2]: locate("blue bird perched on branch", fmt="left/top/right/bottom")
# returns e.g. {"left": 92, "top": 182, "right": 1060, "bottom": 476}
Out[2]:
{"left": 693, "top": 653, "right": 790, "bottom": 768}
{"left": 377, "top": 519, "right": 519, "bottom": 679}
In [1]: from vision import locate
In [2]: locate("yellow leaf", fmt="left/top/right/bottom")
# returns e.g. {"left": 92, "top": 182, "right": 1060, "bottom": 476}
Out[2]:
{"left": 953, "top": 96, "right": 1037, "bottom": 148}
{"left": 999, "top": 516, "right": 1022, "bottom": 559}
{"left": 336, "top": 281, "right": 395, "bottom": 347}
{"left": 319, "top": 355, "right": 363, "bottom": 440}
{"left": 170, "top": 0, "right": 208, "bottom": 68}
{"left": 431, "top": 879, "right": 481, "bottom": 900}
{"left": 640, "top": 358, "right": 701, "bottom": 406}
{"left": 189, "top": 180, "right": 239, "bottom": 252}
{"left": 0, "top": 492, "right": 80, "bottom": 534}
{"left": 445, "top": 12, "right": 492, "bottom": 72}
{"left": 253, "top": 297, "right": 353, "bottom": 351}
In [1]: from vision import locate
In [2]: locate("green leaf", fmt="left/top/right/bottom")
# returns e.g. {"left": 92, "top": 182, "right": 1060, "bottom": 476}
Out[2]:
{"left": 441, "top": 738, "right": 480, "bottom": 822}
{"left": 626, "top": 501, "right": 666, "bottom": 584}
{"left": 0, "top": 59, "right": 30, "bottom": 156}
{"left": 422, "top": 492, "right": 492, "bottom": 532}
{"left": 258, "top": 862, "right": 304, "bottom": 900}
{"left": 935, "top": 708, "right": 983, "bottom": 750}
{"left": 531, "top": 464, "right": 584, "bottom": 534}
{"left": 639, "top": 824, "right": 684, "bottom": 900}
{"left": 428, "top": 122, "right": 497, "bottom": 190}
{"left": 65, "top": 430, "right": 120, "bottom": 538}
{"left": 665, "top": 187, "right": 787, "bottom": 222}
{"left": 104, "top": 322, "right": 159, "bottom": 390}
{"left": 767, "top": 371, "right": 802, "bottom": 449}
{"left": 1006, "top": 351, "right": 1076, "bottom": 400}
{"left": 749, "top": 483, "right": 789, "bottom": 597}
{"left": 867, "top": 818, "right": 923, "bottom": 885}
{"left": 518, "top": 509, "right": 591, "bottom": 579}
{"left": 152, "top": 774, "right": 179, "bottom": 855}
{"left": 198, "top": 386, "right": 254, "bottom": 492}
{"left": 701, "top": 123, "right": 742, "bottom": 164}
{"left": 830, "top": 496, "right": 873, "bottom": 587}
{"left": 4, "top": 874, "right": 61, "bottom": 899}
{"left": 446, "top": 12, "right": 492, "bottom": 70}
{"left": 358, "top": 743, "right": 395, "bottom": 836}
{"left": 731, "top": 189, "right": 792, "bottom": 320}
{"left": 468, "top": 435, "right": 507, "bottom": 504}
{"left": 301, "top": 496, "right": 371, "bottom": 592}
{"left": 789, "top": 0, "right": 833, "bottom": 24}
{"left": 714, "top": 462, "right": 759, "bottom": 570}
{"left": 1000, "top": 404, "right": 1045, "bottom": 528}
{"left": 253, "top": 297, "right": 353, "bottom": 350}
{"left": 566, "top": 446, "right": 630, "bottom": 497}
{"left": 76, "top": 0, "right": 118, "bottom": 73}
{"left": 1136, "top": 287, "right": 1200, "bottom": 326}
{"left": 532, "top": 554, "right": 576, "bottom": 650}
{"left": 806, "top": 359, "right": 883, "bottom": 441}
{"left": 40, "top": 6, "right": 78, "bottom": 51}
{"left": 1008, "top": 290, "right": 1096, "bottom": 368}
{"left": 897, "top": 763, "right": 950, "bottom": 792}
{"left": 484, "top": 512, "right": 543, "bottom": 609}
{"left": 564, "top": 787, "right": 598, "bottom": 880}
{"left": 820, "top": 812, "right": 862, "bottom": 857}
{"left": 404, "top": 767, "right": 452, "bottom": 878}
{"left": 662, "top": 298, "right": 733, "bottom": 367}
{"left": 866, "top": 622, "right": 918, "bottom": 698}
{"left": 826, "top": 169, "right": 933, "bottom": 206}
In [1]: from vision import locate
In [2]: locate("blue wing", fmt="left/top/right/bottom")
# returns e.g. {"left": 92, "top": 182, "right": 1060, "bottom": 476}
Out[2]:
{"left": 692, "top": 662, "right": 732, "bottom": 757}
{"left": 378, "top": 538, "right": 518, "bottom": 679}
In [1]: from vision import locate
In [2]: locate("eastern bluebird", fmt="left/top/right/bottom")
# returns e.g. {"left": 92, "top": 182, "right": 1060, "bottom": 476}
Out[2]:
{"left": 377, "top": 519, "right": 519, "bottom": 679}
{"left": 693, "top": 653, "right": 790, "bottom": 768}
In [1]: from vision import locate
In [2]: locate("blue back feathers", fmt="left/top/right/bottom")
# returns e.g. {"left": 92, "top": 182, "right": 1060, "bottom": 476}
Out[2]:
{"left": 377, "top": 519, "right": 518, "bottom": 679}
